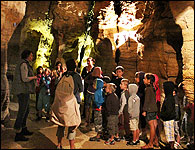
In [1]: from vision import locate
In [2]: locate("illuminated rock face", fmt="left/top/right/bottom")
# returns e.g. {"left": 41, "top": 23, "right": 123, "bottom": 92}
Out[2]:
{"left": 169, "top": 1, "right": 194, "bottom": 102}
{"left": 1, "top": 1, "right": 194, "bottom": 102}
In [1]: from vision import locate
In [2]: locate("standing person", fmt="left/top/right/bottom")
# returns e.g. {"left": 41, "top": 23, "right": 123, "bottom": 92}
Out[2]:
{"left": 173, "top": 87, "right": 182, "bottom": 149}
{"left": 84, "top": 67, "right": 102, "bottom": 127}
{"left": 126, "top": 84, "right": 140, "bottom": 146}
{"left": 118, "top": 79, "right": 130, "bottom": 140}
{"left": 135, "top": 71, "right": 147, "bottom": 142}
{"left": 141, "top": 73, "right": 158, "bottom": 149}
{"left": 51, "top": 59, "right": 81, "bottom": 149}
{"left": 37, "top": 68, "right": 52, "bottom": 122}
{"left": 65, "top": 59, "right": 83, "bottom": 105}
{"left": 89, "top": 78, "right": 104, "bottom": 142}
{"left": 104, "top": 83, "right": 120, "bottom": 145}
{"left": 35, "top": 66, "right": 43, "bottom": 116}
{"left": 101, "top": 76, "right": 111, "bottom": 140}
{"left": 81, "top": 57, "right": 95, "bottom": 118}
{"left": 55, "top": 61, "right": 63, "bottom": 81}
{"left": 110, "top": 66, "right": 124, "bottom": 99}
{"left": 160, "top": 81, "right": 176, "bottom": 149}
{"left": 12, "top": 50, "right": 37, "bottom": 141}
{"left": 50, "top": 70, "right": 58, "bottom": 105}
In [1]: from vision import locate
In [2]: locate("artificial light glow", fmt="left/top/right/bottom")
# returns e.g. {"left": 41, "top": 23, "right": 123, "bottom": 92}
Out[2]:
{"left": 21, "top": 18, "right": 54, "bottom": 71}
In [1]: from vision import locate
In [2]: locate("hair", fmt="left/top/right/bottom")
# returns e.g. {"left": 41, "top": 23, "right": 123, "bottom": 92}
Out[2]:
{"left": 121, "top": 79, "right": 129, "bottom": 87}
{"left": 115, "top": 66, "right": 124, "bottom": 72}
{"left": 66, "top": 59, "right": 76, "bottom": 71}
{"left": 145, "top": 73, "right": 155, "bottom": 92}
{"left": 87, "top": 57, "right": 95, "bottom": 64}
{"left": 107, "top": 83, "right": 117, "bottom": 93}
{"left": 102, "top": 76, "right": 111, "bottom": 83}
{"left": 21, "top": 50, "right": 33, "bottom": 59}
{"left": 36, "top": 66, "right": 43, "bottom": 74}
{"left": 45, "top": 68, "right": 51, "bottom": 74}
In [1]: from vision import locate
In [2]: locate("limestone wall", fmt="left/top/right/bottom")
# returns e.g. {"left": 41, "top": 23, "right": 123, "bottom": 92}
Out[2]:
{"left": 169, "top": 1, "right": 194, "bottom": 102}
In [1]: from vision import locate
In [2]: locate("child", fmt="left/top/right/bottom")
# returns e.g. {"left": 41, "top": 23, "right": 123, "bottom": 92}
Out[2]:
{"left": 160, "top": 81, "right": 176, "bottom": 149}
{"left": 173, "top": 87, "right": 182, "bottom": 149}
{"left": 141, "top": 73, "right": 158, "bottom": 149}
{"left": 126, "top": 84, "right": 140, "bottom": 146}
{"left": 35, "top": 66, "right": 43, "bottom": 114}
{"left": 37, "top": 68, "right": 51, "bottom": 122}
{"left": 135, "top": 71, "right": 148, "bottom": 142}
{"left": 118, "top": 79, "right": 130, "bottom": 140}
{"left": 84, "top": 67, "right": 102, "bottom": 127}
{"left": 101, "top": 76, "right": 111, "bottom": 139}
{"left": 89, "top": 78, "right": 104, "bottom": 142}
{"left": 104, "top": 83, "right": 120, "bottom": 145}
{"left": 110, "top": 66, "right": 124, "bottom": 99}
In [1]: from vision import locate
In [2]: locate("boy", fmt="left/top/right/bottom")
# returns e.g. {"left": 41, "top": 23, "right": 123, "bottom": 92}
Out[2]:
{"left": 118, "top": 79, "right": 130, "bottom": 140}
{"left": 126, "top": 84, "right": 140, "bottom": 146}
{"left": 111, "top": 66, "right": 124, "bottom": 99}
{"left": 160, "top": 81, "right": 176, "bottom": 149}
{"left": 105, "top": 83, "right": 120, "bottom": 145}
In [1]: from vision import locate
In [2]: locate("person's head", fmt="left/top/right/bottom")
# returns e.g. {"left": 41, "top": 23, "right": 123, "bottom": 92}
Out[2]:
{"left": 143, "top": 73, "right": 155, "bottom": 86}
{"left": 66, "top": 59, "right": 77, "bottom": 71}
{"left": 51, "top": 70, "right": 58, "bottom": 78}
{"left": 36, "top": 66, "right": 43, "bottom": 74}
{"left": 115, "top": 66, "right": 124, "bottom": 78}
{"left": 21, "top": 50, "right": 34, "bottom": 62}
{"left": 163, "top": 81, "right": 175, "bottom": 97}
{"left": 135, "top": 71, "right": 145, "bottom": 85}
{"left": 128, "top": 84, "right": 138, "bottom": 96}
{"left": 87, "top": 57, "right": 95, "bottom": 66}
{"left": 55, "top": 61, "right": 63, "bottom": 71}
{"left": 105, "top": 83, "right": 117, "bottom": 94}
{"left": 92, "top": 67, "right": 103, "bottom": 78}
{"left": 120, "top": 79, "right": 129, "bottom": 90}
{"left": 102, "top": 76, "right": 111, "bottom": 87}
{"left": 45, "top": 68, "right": 51, "bottom": 76}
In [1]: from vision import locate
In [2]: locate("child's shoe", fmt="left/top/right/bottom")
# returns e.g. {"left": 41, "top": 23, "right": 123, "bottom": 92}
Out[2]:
{"left": 126, "top": 141, "right": 137, "bottom": 146}
{"left": 105, "top": 139, "right": 115, "bottom": 145}
{"left": 114, "top": 137, "right": 121, "bottom": 142}
{"left": 89, "top": 136, "right": 100, "bottom": 142}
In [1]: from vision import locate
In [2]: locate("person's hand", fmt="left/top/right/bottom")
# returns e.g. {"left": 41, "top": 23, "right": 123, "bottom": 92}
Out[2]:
{"left": 142, "top": 112, "right": 146, "bottom": 116}
{"left": 34, "top": 76, "right": 37, "bottom": 79}
{"left": 99, "top": 106, "right": 102, "bottom": 110}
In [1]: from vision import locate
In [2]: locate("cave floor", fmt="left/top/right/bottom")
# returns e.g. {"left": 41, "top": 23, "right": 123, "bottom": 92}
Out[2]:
{"left": 1, "top": 97, "right": 187, "bottom": 149}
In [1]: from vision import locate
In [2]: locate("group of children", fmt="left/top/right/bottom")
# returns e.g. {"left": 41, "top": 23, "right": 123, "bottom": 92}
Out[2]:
{"left": 33, "top": 57, "right": 194, "bottom": 149}
{"left": 35, "top": 61, "right": 66, "bottom": 122}
{"left": 83, "top": 63, "right": 193, "bottom": 149}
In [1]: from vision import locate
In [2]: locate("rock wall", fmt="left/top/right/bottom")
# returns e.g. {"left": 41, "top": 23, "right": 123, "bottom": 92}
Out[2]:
{"left": 169, "top": 1, "right": 194, "bottom": 102}
{"left": 1, "top": 1, "right": 26, "bottom": 100}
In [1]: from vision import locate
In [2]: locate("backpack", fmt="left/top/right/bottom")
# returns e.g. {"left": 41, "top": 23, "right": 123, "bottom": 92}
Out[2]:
{"left": 50, "top": 72, "right": 81, "bottom": 127}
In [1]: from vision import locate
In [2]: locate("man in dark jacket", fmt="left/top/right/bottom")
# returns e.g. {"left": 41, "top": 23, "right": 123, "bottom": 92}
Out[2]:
{"left": 160, "top": 81, "right": 176, "bottom": 149}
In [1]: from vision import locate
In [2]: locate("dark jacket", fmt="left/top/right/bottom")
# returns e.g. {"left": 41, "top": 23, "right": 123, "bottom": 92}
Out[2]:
{"left": 110, "top": 76, "right": 123, "bottom": 99}
{"left": 160, "top": 81, "right": 176, "bottom": 121}
{"left": 67, "top": 71, "right": 83, "bottom": 103}
{"left": 143, "top": 85, "right": 158, "bottom": 113}
{"left": 106, "top": 92, "right": 120, "bottom": 116}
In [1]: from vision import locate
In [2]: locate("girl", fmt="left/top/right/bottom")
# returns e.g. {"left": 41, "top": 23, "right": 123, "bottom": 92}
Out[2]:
{"left": 37, "top": 68, "right": 51, "bottom": 122}
{"left": 141, "top": 73, "right": 158, "bottom": 149}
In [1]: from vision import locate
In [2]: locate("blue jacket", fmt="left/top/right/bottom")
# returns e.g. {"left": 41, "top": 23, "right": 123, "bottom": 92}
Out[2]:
{"left": 94, "top": 78, "right": 104, "bottom": 109}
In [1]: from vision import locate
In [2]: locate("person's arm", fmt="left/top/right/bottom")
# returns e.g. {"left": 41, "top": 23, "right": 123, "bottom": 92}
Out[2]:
{"left": 76, "top": 73, "right": 83, "bottom": 93}
{"left": 20, "top": 63, "right": 37, "bottom": 82}
{"left": 118, "top": 93, "right": 126, "bottom": 115}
